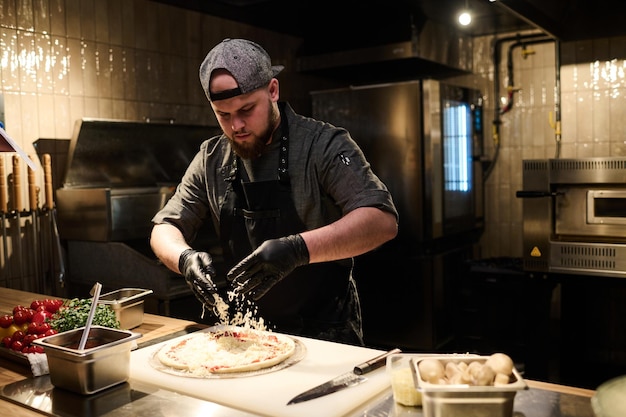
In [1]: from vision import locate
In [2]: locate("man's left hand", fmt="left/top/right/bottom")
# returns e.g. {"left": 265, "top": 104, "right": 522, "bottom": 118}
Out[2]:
{"left": 227, "top": 234, "right": 309, "bottom": 300}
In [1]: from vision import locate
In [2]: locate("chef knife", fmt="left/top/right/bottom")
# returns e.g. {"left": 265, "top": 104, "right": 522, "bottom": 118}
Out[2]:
{"left": 286, "top": 348, "right": 401, "bottom": 405}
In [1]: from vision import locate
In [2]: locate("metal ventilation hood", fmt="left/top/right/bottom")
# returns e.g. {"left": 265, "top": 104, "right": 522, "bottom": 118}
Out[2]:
{"left": 150, "top": 0, "right": 532, "bottom": 84}
{"left": 152, "top": 1, "right": 623, "bottom": 44}
{"left": 296, "top": 19, "right": 474, "bottom": 84}
{"left": 152, "top": 0, "right": 626, "bottom": 83}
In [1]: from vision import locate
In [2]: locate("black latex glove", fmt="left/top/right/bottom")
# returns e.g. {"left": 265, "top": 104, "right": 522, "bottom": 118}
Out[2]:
{"left": 227, "top": 234, "right": 310, "bottom": 300}
{"left": 179, "top": 249, "right": 218, "bottom": 307}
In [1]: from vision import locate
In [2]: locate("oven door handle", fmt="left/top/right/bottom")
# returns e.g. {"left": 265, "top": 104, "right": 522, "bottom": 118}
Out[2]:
{"left": 515, "top": 190, "right": 561, "bottom": 198}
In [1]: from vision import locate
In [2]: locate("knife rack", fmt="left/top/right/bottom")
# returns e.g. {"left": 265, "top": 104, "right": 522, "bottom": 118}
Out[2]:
{"left": 0, "top": 153, "right": 65, "bottom": 295}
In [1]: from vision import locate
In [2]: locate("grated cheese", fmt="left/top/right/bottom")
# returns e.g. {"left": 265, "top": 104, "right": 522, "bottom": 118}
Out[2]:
{"left": 212, "top": 291, "right": 267, "bottom": 331}
{"left": 157, "top": 328, "right": 295, "bottom": 376}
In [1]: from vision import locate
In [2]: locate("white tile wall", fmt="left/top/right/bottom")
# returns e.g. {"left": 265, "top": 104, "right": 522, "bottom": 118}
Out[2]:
{"left": 0, "top": 0, "right": 300, "bottom": 210}
{"left": 476, "top": 33, "right": 626, "bottom": 258}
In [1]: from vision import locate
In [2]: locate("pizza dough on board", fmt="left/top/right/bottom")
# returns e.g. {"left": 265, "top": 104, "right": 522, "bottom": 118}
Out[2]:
{"left": 156, "top": 326, "right": 298, "bottom": 377}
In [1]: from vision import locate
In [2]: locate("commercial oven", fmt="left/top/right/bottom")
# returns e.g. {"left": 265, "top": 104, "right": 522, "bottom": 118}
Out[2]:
{"left": 312, "top": 79, "right": 485, "bottom": 350}
{"left": 55, "top": 118, "right": 222, "bottom": 312}
{"left": 517, "top": 157, "right": 626, "bottom": 278}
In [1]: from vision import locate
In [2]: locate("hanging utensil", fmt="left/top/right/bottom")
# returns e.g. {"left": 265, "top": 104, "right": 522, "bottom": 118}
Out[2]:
{"left": 43, "top": 153, "right": 54, "bottom": 212}
{"left": 12, "top": 155, "right": 24, "bottom": 285}
{"left": 0, "top": 155, "right": 11, "bottom": 283}
{"left": 43, "top": 154, "right": 65, "bottom": 287}
{"left": 28, "top": 154, "right": 41, "bottom": 292}
{"left": 78, "top": 282, "right": 103, "bottom": 350}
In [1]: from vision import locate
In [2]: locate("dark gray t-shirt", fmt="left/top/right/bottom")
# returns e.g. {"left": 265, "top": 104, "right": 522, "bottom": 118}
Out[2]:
{"left": 152, "top": 102, "right": 398, "bottom": 246}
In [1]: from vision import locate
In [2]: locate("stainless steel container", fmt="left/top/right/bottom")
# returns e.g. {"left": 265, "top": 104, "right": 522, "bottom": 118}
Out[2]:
{"left": 33, "top": 326, "right": 142, "bottom": 395}
{"left": 412, "top": 355, "right": 527, "bottom": 417}
{"left": 98, "top": 288, "right": 153, "bottom": 329}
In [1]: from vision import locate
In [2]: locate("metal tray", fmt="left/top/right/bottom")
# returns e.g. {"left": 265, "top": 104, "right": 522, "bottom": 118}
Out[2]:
{"left": 0, "top": 345, "right": 31, "bottom": 366}
{"left": 98, "top": 288, "right": 153, "bottom": 329}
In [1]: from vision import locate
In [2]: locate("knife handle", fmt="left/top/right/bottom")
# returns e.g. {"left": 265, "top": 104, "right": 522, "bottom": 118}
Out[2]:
{"left": 353, "top": 348, "right": 402, "bottom": 375}
{"left": 28, "top": 155, "right": 38, "bottom": 211}
{"left": 43, "top": 154, "right": 53, "bottom": 210}
{"left": 0, "top": 156, "right": 6, "bottom": 213}
{"left": 12, "top": 156, "right": 22, "bottom": 212}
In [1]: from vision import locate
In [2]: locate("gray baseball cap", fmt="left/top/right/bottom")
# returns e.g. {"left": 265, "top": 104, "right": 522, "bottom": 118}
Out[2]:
{"left": 199, "top": 38, "right": 284, "bottom": 101}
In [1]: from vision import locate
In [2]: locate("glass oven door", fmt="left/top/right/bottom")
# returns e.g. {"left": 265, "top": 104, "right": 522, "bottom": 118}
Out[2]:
{"left": 440, "top": 95, "right": 478, "bottom": 235}
{"left": 587, "top": 190, "right": 626, "bottom": 226}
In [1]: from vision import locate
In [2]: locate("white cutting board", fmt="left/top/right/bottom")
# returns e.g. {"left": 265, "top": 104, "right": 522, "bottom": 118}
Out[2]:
{"left": 129, "top": 328, "right": 392, "bottom": 417}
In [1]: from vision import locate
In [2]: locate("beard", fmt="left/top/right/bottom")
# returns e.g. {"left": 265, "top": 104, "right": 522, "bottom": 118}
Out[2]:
{"left": 229, "top": 102, "right": 280, "bottom": 160}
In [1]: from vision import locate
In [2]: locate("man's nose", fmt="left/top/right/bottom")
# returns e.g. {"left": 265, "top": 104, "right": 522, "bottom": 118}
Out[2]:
{"left": 231, "top": 116, "right": 245, "bottom": 131}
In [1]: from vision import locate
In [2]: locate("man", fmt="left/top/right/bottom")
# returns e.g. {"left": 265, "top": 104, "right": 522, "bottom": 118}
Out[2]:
{"left": 150, "top": 38, "right": 398, "bottom": 345}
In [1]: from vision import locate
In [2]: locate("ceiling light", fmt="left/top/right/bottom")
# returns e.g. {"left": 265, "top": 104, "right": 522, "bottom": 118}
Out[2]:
{"left": 458, "top": 10, "right": 472, "bottom": 26}
{"left": 458, "top": 0, "right": 472, "bottom": 26}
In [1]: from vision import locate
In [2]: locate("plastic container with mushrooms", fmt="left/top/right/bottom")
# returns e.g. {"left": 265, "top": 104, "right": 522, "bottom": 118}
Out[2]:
{"left": 386, "top": 352, "right": 527, "bottom": 417}
{"left": 413, "top": 353, "right": 527, "bottom": 417}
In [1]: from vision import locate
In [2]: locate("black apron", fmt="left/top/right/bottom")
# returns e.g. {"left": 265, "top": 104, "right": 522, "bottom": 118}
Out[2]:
{"left": 218, "top": 103, "right": 363, "bottom": 345}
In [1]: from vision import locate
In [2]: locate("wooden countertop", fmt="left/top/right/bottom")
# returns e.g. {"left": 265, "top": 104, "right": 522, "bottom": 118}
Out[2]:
{"left": 0, "top": 287, "right": 206, "bottom": 417}
{"left": 0, "top": 287, "right": 595, "bottom": 416}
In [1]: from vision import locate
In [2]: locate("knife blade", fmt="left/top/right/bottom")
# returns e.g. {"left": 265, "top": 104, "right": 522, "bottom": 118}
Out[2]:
{"left": 286, "top": 348, "right": 401, "bottom": 405}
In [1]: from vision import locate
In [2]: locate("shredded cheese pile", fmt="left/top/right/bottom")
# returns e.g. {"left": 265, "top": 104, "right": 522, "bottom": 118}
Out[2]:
{"left": 159, "top": 330, "right": 294, "bottom": 377}
{"left": 185, "top": 334, "right": 268, "bottom": 375}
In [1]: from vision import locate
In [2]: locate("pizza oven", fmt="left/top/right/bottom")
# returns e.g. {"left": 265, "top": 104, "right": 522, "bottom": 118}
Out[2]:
{"left": 55, "top": 118, "right": 222, "bottom": 313}
{"left": 518, "top": 157, "right": 626, "bottom": 278}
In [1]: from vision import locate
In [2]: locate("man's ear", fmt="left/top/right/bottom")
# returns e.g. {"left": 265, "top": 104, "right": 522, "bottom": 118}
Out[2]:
{"left": 268, "top": 78, "right": 280, "bottom": 101}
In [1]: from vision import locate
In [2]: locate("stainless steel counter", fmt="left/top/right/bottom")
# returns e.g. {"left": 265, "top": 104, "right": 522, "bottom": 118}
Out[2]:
{"left": 351, "top": 387, "right": 595, "bottom": 417}
{"left": 0, "top": 374, "right": 595, "bottom": 417}
{"left": 0, "top": 375, "right": 257, "bottom": 417}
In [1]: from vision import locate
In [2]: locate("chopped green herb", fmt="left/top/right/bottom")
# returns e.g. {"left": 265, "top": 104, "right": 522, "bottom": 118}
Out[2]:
{"left": 49, "top": 298, "right": 120, "bottom": 333}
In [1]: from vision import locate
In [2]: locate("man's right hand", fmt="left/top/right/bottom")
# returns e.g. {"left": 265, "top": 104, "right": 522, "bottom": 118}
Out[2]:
{"left": 178, "top": 249, "right": 218, "bottom": 308}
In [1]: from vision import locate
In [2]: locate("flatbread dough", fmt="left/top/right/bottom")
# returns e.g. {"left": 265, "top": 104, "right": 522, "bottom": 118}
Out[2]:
{"left": 157, "top": 327, "right": 296, "bottom": 376}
